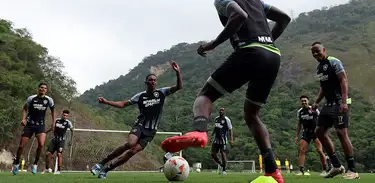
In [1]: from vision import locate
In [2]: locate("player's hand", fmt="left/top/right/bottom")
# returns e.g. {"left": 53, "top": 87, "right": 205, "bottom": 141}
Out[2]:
{"left": 21, "top": 119, "right": 26, "bottom": 126}
{"left": 229, "top": 140, "right": 234, "bottom": 147}
{"left": 98, "top": 97, "right": 107, "bottom": 104}
{"left": 197, "top": 41, "right": 216, "bottom": 57}
{"left": 170, "top": 61, "right": 180, "bottom": 73}
{"left": 340, "top": 103, "right": 348, "bottom": 113}
{"left": 312, "top": 103, "right": 319, "bottom": 110}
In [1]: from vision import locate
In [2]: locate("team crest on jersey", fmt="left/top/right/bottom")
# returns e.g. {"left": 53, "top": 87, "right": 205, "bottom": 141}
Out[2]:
{"left": 59, "top": 147, "right": 63, "bottom": 152}
{"left": 43, "top": 100, "right": 48, "bottom": 104}
{"left": 153, "top": 92, "right": 159, "bottom": 98}
{"left": 323, "top": 64, "right": 328, "bottom": 71}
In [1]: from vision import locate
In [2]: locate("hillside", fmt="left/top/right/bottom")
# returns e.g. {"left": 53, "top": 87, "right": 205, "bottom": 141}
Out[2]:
{"left": 0, "top": 19, "right": 165, "bottom": 171}
{"left": 80, "top": 0, "right": 375, "bottom": 171}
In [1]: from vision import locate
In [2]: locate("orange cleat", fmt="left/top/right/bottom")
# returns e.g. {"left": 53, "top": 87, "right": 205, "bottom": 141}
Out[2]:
{"left": 264, "top": 169, "right": 284, "bottom": 183}
{"left": 161, "top": 131, "right": 208, "bottom": 153}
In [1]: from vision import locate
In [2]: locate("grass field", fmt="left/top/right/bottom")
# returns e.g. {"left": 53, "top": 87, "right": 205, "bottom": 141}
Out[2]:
{"left": 1, "top": 171, "right": 374, "bottom": 183}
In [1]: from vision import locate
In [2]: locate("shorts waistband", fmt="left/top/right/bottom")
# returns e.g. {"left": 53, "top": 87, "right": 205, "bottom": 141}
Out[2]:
{"left": 325, "top": 101, "right": 341, "bottom": 106}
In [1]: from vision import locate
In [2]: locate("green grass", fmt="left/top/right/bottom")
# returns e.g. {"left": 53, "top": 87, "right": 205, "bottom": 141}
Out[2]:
{"left": 1, "top": 172, "right": 374, "bottom": 183}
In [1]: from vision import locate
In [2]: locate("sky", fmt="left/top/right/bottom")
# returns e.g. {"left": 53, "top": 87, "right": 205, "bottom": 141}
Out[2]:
{"left": 1, "top": 0, "right": 349, "bottom": 94}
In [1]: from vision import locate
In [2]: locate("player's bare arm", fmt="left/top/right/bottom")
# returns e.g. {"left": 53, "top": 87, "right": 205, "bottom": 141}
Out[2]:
{"left": 229, "top": 128, "right": 234, "bottom": 145}
{"left": 337, "top": 71, "right": 349, "bottom": 112}
{"left": 168, "top": 61, "right": 183, "bottom": 94}
{"left": 21, "top": 103, "right": 28, "bottom": 126}
{"left": 295, "top": 120, "right": 301, "bottom": 144}
{"left": 313, "top": 88, "right": 324, "bottom": 108}
{"left": 51, "top": 108, "right": 55, "bottom": 133}
{"left": 263, "top": 4, "right": 291, "bottom": 41}
{"left": 98, "top": 97, "right": 131, "bottom": 108}
{"left": 198, "top": 1, "right": 247, "bottom": 57}
{"left": 69, "top": 126, "right": 74, "bottom": 146}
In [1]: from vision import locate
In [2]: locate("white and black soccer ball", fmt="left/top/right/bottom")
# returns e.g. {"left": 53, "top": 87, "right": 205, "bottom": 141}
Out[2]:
{"left": 163, "top": 156, "right": 190, "bottom": 181}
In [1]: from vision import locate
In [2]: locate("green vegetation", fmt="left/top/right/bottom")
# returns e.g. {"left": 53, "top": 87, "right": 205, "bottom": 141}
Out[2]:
{"left": 80, "top": 0, "right": 375, "bottom": 172}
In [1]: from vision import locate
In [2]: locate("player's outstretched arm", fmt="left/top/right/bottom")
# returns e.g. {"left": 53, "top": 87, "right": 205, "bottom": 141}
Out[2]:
{"left": 168, "top": 61, "right": 183, "bottom": 95}
{"left": 98, "top": 97, "right": 131, "bottom": 108}
{"left": 262, "top": 1, "right": 291, "bottom": 41}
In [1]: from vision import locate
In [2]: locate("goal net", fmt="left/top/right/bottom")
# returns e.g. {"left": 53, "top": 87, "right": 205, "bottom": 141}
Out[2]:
{"left": 217, "top": 160, "right": 256, "bottom": 173}
{"left": 52, "top": 128, "right": 182, "bottom": 172}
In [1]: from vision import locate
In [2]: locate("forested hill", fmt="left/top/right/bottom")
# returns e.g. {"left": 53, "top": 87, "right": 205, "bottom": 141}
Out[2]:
{"left": 79, "top": 0, "right": 375, "bottom": 171}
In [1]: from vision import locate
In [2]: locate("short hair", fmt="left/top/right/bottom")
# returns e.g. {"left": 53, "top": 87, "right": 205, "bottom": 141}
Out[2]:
{"left": 38, "top": 82, "right": 48, "bottom": 88}
{"left": 63, "top": 110, "right": 70, "bottom": 114}
{"left": 145, "top": 74, "right": 156, "bottom": 81}
{"left": 311, "top": 41, "right": 322, "bottom": 47}
{"left": 300, "top": 95, "right": 309, "bottom": 100}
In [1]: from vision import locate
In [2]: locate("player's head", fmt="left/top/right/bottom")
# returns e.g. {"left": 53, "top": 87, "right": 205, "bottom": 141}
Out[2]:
{"left": 219, "top": 107, "right": 225, "bottom": 116}
{"left": 38, "top": 82, "right": 48, "bottom": 96}
{"left": 145, "top": 74, "right": 157, "bottom": 91}
{"left": 62, "top": 110, "right": 70, "bottom": 119}
{"left": 311, "top": 42, "right": 327, "bottom": 61}
{"left": 300, "top": 95, "right": 309, "bottom": 108}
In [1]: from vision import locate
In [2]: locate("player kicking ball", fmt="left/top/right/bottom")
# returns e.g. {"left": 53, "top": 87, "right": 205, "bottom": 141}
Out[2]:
{"left": 90, "top": 61, "right": 182, "bottom": 179}
{"left": 295, "top": 95, "right": 328, "bottom": 176}
{"left": 160, "top": 1, "right": 290, "bottom": 183}
{"left": 42, "top": 110, "right": 74, "bottom": 174}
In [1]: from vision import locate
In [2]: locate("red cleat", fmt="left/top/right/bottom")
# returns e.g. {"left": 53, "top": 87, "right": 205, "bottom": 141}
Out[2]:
{"left": 161, "top": 131, "right": 208, "bottom": 153}
{"left": 264, "top": 169, "right": 284, "bottom": 183}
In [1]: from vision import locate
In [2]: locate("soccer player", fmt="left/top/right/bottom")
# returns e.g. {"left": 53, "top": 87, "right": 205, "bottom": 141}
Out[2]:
{"left": 296, "top": 95, "right": 328, "bottom": 176}
{"left": 12, "top": 82, "right": 55, "bottom": 175}
{"left": 42, "top": 110, "right": 73, "bottom": 174}
{"left": 211, "top": 107, "right": 233, "bottom": 175}
{"left": 160, "top": 1, "right": 290, "bottom": 182}
{"left": 311, "top": 42, "right": 359, "bottom": 179}
{"left": 90, "top": 61, "right": 182, "bottom": 179}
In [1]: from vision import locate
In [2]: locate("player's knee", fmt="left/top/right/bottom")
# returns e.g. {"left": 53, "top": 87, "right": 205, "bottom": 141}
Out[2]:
{"left": 335, "top": 128, "right": 348, "bottom": 138}
{"left": 315, "top": 127, "right": 326, "bottom": 137}
{"left": 46, "top": 151, "right": 52, "bottom": 156}
{"left": 130, "top": 146, "right": 142, "bottom": 154}
{"left": 57, "top": 153, "right": 63, "bottom": 158}
{"left": 198, "top": 82, "right": 223, "bottom": 103}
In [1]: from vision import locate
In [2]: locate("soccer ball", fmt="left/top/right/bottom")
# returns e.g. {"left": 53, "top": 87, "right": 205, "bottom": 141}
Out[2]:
{"left": 163, "top": 156, "right": 190, "bottom": 181}
{"left": 195, "top": 168, "right": 201, "bottom": 173}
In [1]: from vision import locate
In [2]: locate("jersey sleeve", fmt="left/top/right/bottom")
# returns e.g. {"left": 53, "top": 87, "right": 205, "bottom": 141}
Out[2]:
{"left": 25, "top": 95, "right": 35, "bottom": 106}
{"left": 128, "top": 92, "right": 143, "bottom": 105}
{"left": 328, "top": 58, "right": 345, "bottom": 74}
{"left": 159, "top": 87, "right": 171, "bottom": 97}
{"left": 46, "top": 96, "right": 55, "bottom": 109}
{"left": 214, "top": 0, "right": 236, "bottom": 16}
{"left": 296, "top": 109, "right": 301, "bottom": 119}
{"left": 225, "top": 116, "right": 233, "bottom": 130}
{"left": 260, "top": 0, "right": 272, "bottom": 15}
{"left": 67, "top": 120, "right": 73, "bottom": 129}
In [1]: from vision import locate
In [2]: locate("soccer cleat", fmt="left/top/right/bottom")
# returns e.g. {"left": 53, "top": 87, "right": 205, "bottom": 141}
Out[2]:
{"left": 54, "top": 171, "right": 61, "bottom": 175}
{"left": 296, "top": 172, "right": 303, "bottom": 176}
{"left": 90, "top": 164, "right": 103, "bottom": 176}
{"left": 218, "top": 165, "right": 223, "bottom": 175}
{"left": 264, "top": 169, "right": 284, "bottom": 183}
{"left": 324, "top": 165, "right": 345, "bottom": 178}
{"left": 12, "top": 164, "right": 19, "bottom": 175}
{"left": 31, "top": 164, "right": 37, "bottom": 174}
{"left": 41, "top": 168, "right": 53, "bottom": 174}
{"left": 161, "top": 131, "right": 208, "bottom": 153}
{"left": 222, "top": 171, "right": 227, "bottom": 175}
{"left": 343, "top": 171, "right": 360, "bottom": 179}
{"left": 320, "top": 170, "right": 328, "bottom": 176}
{"left": 98, "top": 171, "right": 107, "bottom": 179}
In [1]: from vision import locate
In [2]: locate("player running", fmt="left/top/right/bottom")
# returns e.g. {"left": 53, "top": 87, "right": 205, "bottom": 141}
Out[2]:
{"left": 90, "top": 61, "right": 182, "bottom": 179}
{"left": 160, "top": 1, "right": 290, "bottom": 182}
{"left": 295, "top": 95, "right": 328, "bottom": 176}
{"left": 211, "top": 107, "right": 233, "bottom": 175}
{"left": 311, "top": 42, "right": 359, "bottom": 179}
{"left": 42, "top": 110, "right": 73, "bottom": 174}
{"left": 12, "top": 83, "right": 55, "bottom": 175}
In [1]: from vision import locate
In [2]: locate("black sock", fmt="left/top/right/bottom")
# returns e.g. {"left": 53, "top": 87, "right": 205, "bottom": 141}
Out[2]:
{"left": 299, "top": 166, "right": 305, "bottom": 173}
{"left": 193, "top": 116, "right": 209, "bottom": 132}
{"left": 13, "top": 157, "right": 20, "bottom": 165}
{"left": 261, "top": 148, "right": 277, "bottom": 174}
{"left": 33, "top": 157, "right": 39, "bottom": 165}
{"left": 58, "top": 166, "right": 61, "bottom": 171}
{"left": 46, "top": 164, "right": 49, "bottom": 169}
{"left": 328, "top": 153, "right": 341, "bottom": 168}
{"left": 222, "top": 164, "right": 226, "bottom": 171}
{"left": 345, "top": 156, "right": 356, "bottom": 172}
{"left": 104, "top": 163, "right": 114, "bottom": 173}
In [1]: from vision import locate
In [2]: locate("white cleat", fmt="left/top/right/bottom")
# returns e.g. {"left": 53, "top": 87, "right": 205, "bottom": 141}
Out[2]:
{"left": 41, "top": 168, "right": 52, "bottom": 174}
{"left": 320, "top": 170, "right": 328, "bottom": 176}
{"left": 343, "top": 171, "right": 360, "bottom": 179}
{"left": 324, "top": 165, "right": 345, "bottom": 178}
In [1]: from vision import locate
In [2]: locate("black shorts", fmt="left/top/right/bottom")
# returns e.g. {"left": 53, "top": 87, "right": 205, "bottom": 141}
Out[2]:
{"left": 317, "top": 104, "right": 349, "bottom": 129}
{"left": 211, "top": 143, "right": 228, "bottom": 153}
{"left": 301, "top": 131, "right": 317, "bottom": 144}
{"left": 21, "top": 125, "right": 45, "bottom": 138}
{"left": 47, "top": 139, "right": 65, "bottom": 154}
{"left": 129, "top": 125, "right": 156, "bottom": 149}
{"left": 204, "top": 45, "right": 281, "bottom": 105}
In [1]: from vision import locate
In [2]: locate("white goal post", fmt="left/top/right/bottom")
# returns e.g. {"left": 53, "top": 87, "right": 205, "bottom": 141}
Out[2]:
{"left": 54, "top": 128, "right": 182, "bottom": 173}
{"left": 217, "top": 160, "right": 256, "bottom": 173}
